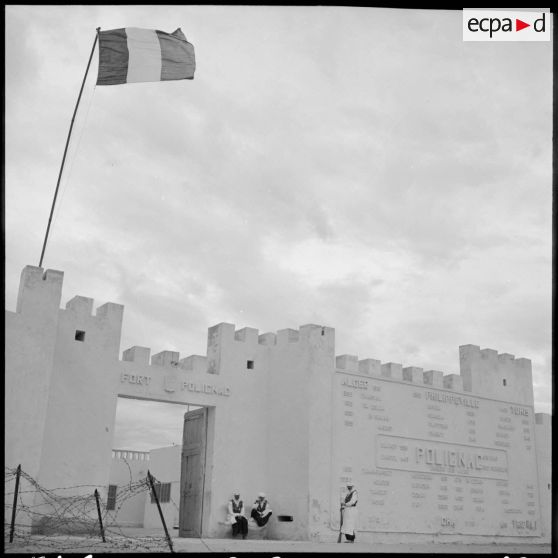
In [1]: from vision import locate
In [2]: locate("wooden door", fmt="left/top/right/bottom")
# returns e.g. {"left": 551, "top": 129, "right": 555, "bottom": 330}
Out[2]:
{"left": 178, "top": 407, "right": 207, "bottom": 537}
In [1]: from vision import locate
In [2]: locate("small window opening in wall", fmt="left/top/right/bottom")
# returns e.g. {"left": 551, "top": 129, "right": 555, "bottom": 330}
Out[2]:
{"left": 150, "top": 482, "right": 171, "bottom": 504}
{"left": 502, "top": 379, "right": 507, "bottom": 386}
{"left": 247, "top": 360, "right": 254, "bottom": 370}
{"left": 75, "top": 330, "right": 86, "bottom": 342}
{"left": 106, "top": 484, "right": 117, "bottom": 510}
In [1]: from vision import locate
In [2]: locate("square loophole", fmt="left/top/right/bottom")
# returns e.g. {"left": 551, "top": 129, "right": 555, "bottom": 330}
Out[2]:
{"left": 246, "top": 360, "right": 254, "bottom": 370}
{"left": 75, "top": 330, "right": 86, "bottom": 342}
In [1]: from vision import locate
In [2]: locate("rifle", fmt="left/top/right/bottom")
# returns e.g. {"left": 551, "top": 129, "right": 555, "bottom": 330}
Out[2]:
{"left": 337, "top": 505, "right": 344, "bottom": 543}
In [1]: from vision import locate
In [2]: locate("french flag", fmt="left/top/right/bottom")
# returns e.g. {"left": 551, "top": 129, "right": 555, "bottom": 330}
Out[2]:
{"left": 96, "top": 27, "right": 195, "bottom": 86}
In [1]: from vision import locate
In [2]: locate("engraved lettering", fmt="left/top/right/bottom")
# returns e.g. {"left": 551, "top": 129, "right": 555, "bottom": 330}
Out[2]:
{"left": 342, "top": 378, "right": 369, "bottom": 390}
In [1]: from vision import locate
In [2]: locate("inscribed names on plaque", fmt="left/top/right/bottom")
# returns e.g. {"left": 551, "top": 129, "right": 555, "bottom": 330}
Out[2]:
{"left": 331, "top": 372, "right": 540, "bottom": 536}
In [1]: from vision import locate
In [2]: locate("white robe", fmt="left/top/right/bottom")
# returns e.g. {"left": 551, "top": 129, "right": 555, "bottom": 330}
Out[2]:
{"left": 341, "top": 490, "right": 358, "bottom": 535}
{"left": 226, "top": 499, "right": 246, "bottom": 525}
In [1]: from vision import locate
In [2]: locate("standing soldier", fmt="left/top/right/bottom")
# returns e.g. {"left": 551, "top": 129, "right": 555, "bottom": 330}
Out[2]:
{"left": 341, "top": 482, "right": 358, "bottom": 543}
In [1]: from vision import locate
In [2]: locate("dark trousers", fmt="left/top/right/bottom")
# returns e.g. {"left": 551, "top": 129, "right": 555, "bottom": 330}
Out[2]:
{"left": 251, "top": 509, "right": 272, "bottom": 526}
{"left": 232, "top": 516, "right": 248, "bottom": 537}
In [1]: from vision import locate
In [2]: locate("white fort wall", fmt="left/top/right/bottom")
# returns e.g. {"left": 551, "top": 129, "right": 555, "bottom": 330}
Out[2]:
{"left": 5, "top": 268, "right": 64, "bottom": 528}
{"left": 4, "top": 265, "right": 551, "bottom": 543}
{"left": 143, "top": 445, "right": 182, "bottom": 530}
{"left": 330, "top": 354, "right": 549, "bottom": 543}
{"left": 107, "top": 450, "right": 150, "bottom": 528}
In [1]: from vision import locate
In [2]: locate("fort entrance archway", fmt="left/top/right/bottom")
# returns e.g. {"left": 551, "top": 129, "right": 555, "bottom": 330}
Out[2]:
{"left": 112, "top": 396, "right": 207, "bottom": 535}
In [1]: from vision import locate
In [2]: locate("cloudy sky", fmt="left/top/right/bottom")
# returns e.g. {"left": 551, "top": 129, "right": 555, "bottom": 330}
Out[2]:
{"left": 5, "top": 6, "right": 552, "bottom": 450}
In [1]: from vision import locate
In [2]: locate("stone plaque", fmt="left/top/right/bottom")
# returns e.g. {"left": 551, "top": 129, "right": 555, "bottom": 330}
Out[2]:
{"left": 331, "top": 372, "right": 541, "bottom": 536}
{"left": 376, "top": 435, "right": 509, "bottom": 481}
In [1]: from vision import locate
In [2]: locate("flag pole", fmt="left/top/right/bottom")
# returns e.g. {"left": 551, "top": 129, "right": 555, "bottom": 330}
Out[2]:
{"left": 38, "top": 27, "right": 101, "bottom": 268}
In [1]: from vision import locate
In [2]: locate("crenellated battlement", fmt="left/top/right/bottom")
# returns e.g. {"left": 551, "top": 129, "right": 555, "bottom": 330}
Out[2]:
{"left": 63, "top": 294, "right": 124, "bottom": 324}
{"left": 12, "top": 266, "right": 124, "bottom": 359}
{"left": 336, "top": 354, "right": 358, "bottom": 372}
{"left": 234, "top": 327, "right": 259, "bottom": 344}
{"left": 57, "top": 292, "right": 124, "bottom": 360}
{"left": 179, "top": 354, "right": 207, "bottom": 373}
{"left": 205, "top": 323, "right": 332, "bottom": 347}
{"left": 202, "top": 322, "right": 335, "bottom": 374}
{"left": 205, "top": 323, "right": 263, "bottom": 348}
{"left": 335, "top": 346, "right": 532, "bottom": 404}
{"left": 277, "top": 328, "right": 300, "bottom": 344}
{"left": 403, "top": 366, "right": 423, "bottom": 383}
{"left": 7, "top": 266, "right": 538, "bottom": 407}
{"left": 95, "top": 301, "right": 124, "bottom": 320}
{"left": 459, "top": 344, "right": 534, "bottom": 405}
{"left": 382, "top": 362, "right": 403, "bottom": 380}
{"left": 65, "top": 295, "right": 94, "bottom": 316}
{"left": 336, "top": 354, "right": 457, "bottom": 389}
{"left": 443, "top": 373, "right": 463, "bottom": 391}
{"left": 121, "top": 345, "right": 208, "bottom": 373}
{"left": 357, "top": 358, "right": 380, "bottom": 375}
{"left": 423, "top": 370, "right": 444, "bottom": 388}
{"left": 258, "top": 332, "right": 277, "bottom": 345}
{"left": 206, "top": 322, "right": 333, "bottom": 347}
{"left": 151, "top": 350, "right": 179, "bottom": 367}
{"left": 274, "top": 323, "right": 334, "bottom": 346}
{"left": 16, "top": 266, "right": 64, "bottom": 316}
{"left": 122, "top": 346, "right": 151, "bottom": 365}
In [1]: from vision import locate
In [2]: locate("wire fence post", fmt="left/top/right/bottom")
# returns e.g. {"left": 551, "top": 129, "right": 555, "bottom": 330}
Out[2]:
{"left": 147, "top": 470, "right": 174, "bottom": 553}
{"left": 94, "top": 488, "right": 106, "bottom": 542}
{"left": 9, "top": 464, "right": 22, "bottom": 543}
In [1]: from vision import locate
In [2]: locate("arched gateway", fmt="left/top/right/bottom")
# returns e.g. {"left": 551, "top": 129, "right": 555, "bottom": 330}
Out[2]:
{"left": 5, "top": 266, "right": 551, "bottom": 543}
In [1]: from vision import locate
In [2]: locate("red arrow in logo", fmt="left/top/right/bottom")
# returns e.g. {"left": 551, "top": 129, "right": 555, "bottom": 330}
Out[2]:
{"left": 516, "top": 18, "right": 530, "bottom": 32}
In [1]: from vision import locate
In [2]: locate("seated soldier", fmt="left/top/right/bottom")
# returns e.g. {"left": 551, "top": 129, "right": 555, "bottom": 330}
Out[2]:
{"left": 250, "top": 492, "right": 272, "bottom": 527}
{"left": 227, "top": 491, "right": 248, "bottom": 539}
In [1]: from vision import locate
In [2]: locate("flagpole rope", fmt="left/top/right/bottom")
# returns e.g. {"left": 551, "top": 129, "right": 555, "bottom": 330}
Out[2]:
{"left": 51, "top": 80, "right": 98, "bottom": 234}
{"left": 38, "top": 28, "right": 101, "bottom": 269}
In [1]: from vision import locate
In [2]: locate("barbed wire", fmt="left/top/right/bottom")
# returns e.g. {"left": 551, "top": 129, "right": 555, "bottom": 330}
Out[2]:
{"left": 4, "top": 466, "right": 173, "bottom": 553}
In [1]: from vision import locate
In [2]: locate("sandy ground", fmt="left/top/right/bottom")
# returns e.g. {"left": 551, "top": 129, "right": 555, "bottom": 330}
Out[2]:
{"left": 4, "top": 531, "right": 552, "bottom": 555}
{"left": 173, "top": 538, "right": 552, "bottom": 554}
